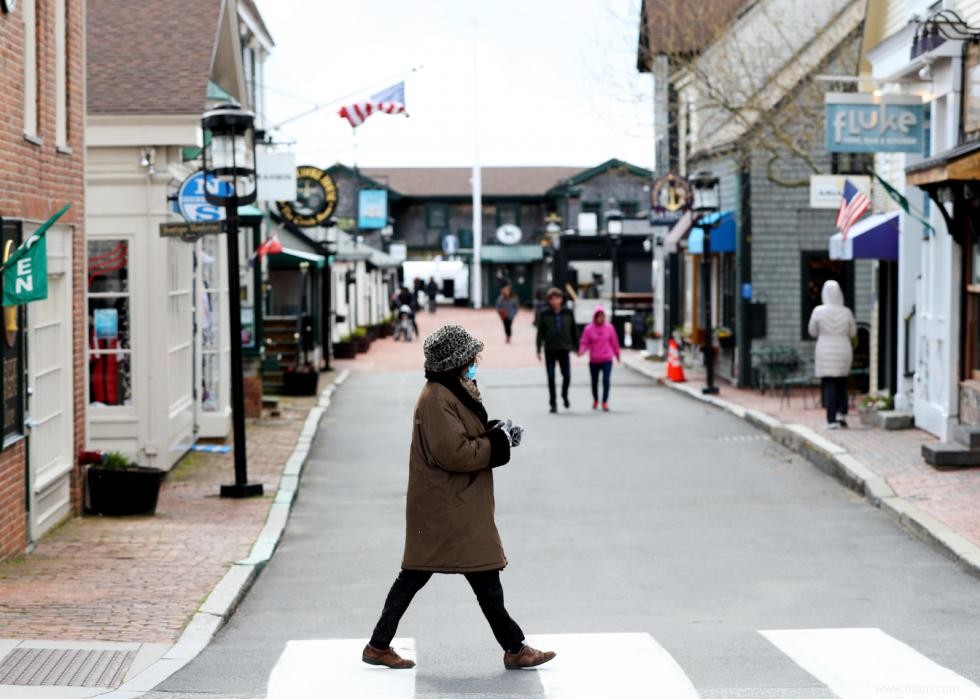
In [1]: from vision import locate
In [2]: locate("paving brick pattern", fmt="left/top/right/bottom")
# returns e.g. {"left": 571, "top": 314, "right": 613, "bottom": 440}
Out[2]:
{"left": 652, "top": 361, "right": 980, "bottom": 550}
{"left": 0, "top": 390, "right": 321, "bottom": 644}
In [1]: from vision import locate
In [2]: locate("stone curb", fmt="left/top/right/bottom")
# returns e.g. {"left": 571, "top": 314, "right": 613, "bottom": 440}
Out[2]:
{"left": 94, "top": 369, "right": 351, "bottom": 699}
{"left": 622, "top": 356, "right": 980, "bottom": 582}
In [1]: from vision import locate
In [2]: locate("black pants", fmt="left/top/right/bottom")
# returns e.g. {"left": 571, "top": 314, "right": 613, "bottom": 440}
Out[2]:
{"left": 821, "top": 376, "right": 849, "bottom": 424}
{"left": 369, "top": 569, "right": 525, "bottom": 653}
{"left": 589, "top": 361, "right": 613, "bottom": 403}
{"left": 502, "top": 318, "right": 513, "bottom": 338}
{"left": 544, "top": 350, "right": 571, "bottom": 408}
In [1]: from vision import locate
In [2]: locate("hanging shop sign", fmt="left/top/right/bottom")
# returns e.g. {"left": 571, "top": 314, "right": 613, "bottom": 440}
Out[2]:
{"left": 358, "top": 189, "right": 388, "bottom": 229}
{"left": 650, "top": 172, "right": 692, "bottom": 224}
{"left": 825, "top": 93, "right": 925, "bottom": 154}
{"left": 255, "top": 149, "right": 297, "bottom": 202}
{"left": 277, "top": 166, "right": 338, "bottom": 228}
{"left": 177, "top": 171, "right": 231, "bottom": 222}
{"left": 809, "top": 175, "right": 872, "bottom": 209}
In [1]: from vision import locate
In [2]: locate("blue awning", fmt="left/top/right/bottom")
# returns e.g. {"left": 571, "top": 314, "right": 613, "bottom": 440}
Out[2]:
{"left": 687, "top": 211, "right": 736, "bottom": 254}
{"left": 829, "top": 211, "right": 899, "bottom": 261}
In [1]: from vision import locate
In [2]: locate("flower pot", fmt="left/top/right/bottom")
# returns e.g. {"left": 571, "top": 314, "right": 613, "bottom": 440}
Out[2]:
{"left": 86, "top": 466, "right": 165, "bottom": 516}
{"left": 858, "top": 407, "right": 877, "bottom": 426}
{"left": 718, "top": 334, "right": 736, "bottom": 350}
{"left": 282, "top": 371, "right": 319, "bottom": 396}
{"left": 355, "top": 338, "right": 370, "bottom": 353}
{"left": 645, "top": 338, "right": 661, "bottom": 354}
{"left": 333, "top": 342, "right": 357, "bottom": 359}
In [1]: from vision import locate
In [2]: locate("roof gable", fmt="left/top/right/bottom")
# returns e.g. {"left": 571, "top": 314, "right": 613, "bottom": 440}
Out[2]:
{"left": 87, "top": 0, "right": 235, "bottom": 115}
{"left": 550, "top": 159, "right": 652, "bottom": 191}
{"left": 637, "top": 0, "right": 752, "bottom": 68}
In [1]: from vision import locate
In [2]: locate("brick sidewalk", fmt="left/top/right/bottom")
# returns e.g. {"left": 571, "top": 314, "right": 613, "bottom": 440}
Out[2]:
{"left": 0, "top": 383, "right": 327, "bottom": 645}
{"left": 629, "top": 355, "right": 980, "bottom": 550}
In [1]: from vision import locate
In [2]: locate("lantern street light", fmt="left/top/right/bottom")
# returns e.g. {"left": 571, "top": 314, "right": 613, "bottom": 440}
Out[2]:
{"left": 690, "top": 171, "right": 720, "bottom": 395}
{"left": 202, "top": 102, "right": 264, "bottom": 498}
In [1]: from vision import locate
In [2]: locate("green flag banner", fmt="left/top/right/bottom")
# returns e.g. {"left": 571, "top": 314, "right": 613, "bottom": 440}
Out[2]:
{"left": 1, "top": 204, "right": 71, "bottom": 306}
{"left": 871, "top": 171, "right": 934, "bottom": 236}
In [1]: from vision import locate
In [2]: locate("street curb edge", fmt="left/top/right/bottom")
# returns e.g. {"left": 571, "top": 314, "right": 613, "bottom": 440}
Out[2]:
{"left": 621, "top": 357, "right": 980, "bottom": 582}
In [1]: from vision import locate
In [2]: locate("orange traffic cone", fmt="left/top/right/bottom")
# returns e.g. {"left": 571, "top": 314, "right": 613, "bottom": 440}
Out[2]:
{"left": 666, "top": 338, "right": 686, "bottom": 383}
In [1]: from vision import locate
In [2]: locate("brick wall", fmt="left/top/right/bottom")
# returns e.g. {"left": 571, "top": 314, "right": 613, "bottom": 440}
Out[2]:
{"left": 0, "top": 0, "right": 87, "bottom": 560}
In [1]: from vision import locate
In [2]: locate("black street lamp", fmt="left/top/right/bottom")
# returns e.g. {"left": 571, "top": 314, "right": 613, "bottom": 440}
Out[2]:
{"left": 605, "top": 209, "right": 624, "bottom": 331}
{"left": 203, "top": 102, "right": 264, "bottom": 498}
{"left": 691, "top": 171, "right": 720, "bottom": 396}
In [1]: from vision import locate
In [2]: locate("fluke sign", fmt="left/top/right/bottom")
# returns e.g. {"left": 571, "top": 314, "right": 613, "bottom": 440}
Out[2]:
{"left": 825, "top": 93, "right": 925, "bottom": 154}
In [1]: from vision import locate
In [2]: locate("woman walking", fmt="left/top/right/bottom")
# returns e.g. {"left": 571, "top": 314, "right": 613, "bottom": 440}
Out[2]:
{"left": 495, "top": 284, "right": 519, "bottom": 343}
{"left": 578, "top": 306, "right": 620, "bottom": 411}
{"left": 808, "top": 280, "right": 857, "bottom": 429}
{"left": 362, "top": 323, "right": 556, "bottom": 671}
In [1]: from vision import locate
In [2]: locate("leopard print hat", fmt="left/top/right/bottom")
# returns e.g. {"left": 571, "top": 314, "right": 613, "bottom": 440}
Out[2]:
{"left": 423, "top": 324, "right": 485, "bottom": 372}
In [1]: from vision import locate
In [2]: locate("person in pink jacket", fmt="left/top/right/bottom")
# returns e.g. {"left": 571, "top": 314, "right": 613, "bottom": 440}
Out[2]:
{"left": 578, "top": 306, "right": 621, "bottom": 411}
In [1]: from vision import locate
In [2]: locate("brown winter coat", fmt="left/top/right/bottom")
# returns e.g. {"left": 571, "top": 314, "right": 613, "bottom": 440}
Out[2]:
{"left": 402, "top": 381, "right": 510, "bottom": 573}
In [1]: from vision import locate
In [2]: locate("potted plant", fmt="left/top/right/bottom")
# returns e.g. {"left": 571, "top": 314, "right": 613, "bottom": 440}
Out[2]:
{"left": 84, "top": 450, "right": 165, "bottom": 516}
{"left": 858, "top": 394, "right": 894, "bottom": 426}
{"left": 333, "top": 333, "right": 357, "bottom": 359}
{"left": 644, "top": 329, "right": 662, "bottom": 354}
{"left": 716, "top": 326, "right": 736, "bottom": 349}
{"left": 283, "top": 360, "right": 319, "bottom": 395}
{"left": 353, "top": 326, "right": 371, "bottom": 353}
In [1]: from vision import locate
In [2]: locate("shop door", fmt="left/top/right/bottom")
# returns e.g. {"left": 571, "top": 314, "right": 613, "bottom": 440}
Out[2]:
{"left": 27, "top": 227, "right": 73, "bottom": 542}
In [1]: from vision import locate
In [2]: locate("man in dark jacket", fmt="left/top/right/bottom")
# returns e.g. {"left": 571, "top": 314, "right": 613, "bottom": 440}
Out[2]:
{"left": 536, "top": 287, "right": 579, "bottom": 413}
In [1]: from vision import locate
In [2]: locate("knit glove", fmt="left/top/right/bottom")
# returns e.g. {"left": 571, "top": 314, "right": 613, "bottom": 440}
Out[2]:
{"left": 500, "top": 419, "right": 524, "bottom": 448}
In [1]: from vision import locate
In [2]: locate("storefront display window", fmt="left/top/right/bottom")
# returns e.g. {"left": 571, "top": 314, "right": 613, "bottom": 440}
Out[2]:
{"left": 1, "top": 220, "right": 24, "bottom": 445}
{"left": 88, "top": 240, "right": 132, "bottom": 407}
{"left": 800, "top": 251, "right": 853, "bottom": 341}
{"left": 199, "top": 235, "right": 222, "bottom": 412}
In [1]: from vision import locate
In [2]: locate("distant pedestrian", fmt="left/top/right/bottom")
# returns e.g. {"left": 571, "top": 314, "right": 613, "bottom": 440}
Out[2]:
{"left": 426, "top": 277, "right": 439, "bottom": 314}
{"left": 362, "top": 324, "right": 556, "bottom": 671}
{"left": 808, "top": 280, "right": 857, "bottom": 430}
{"left": 495, "top": 284, "right": 519, "bottom": 344}
{"left": 578, "top": 306, "right": 620, "bottom": 411}
{"left": 536, "top": 287, "right": 579, "bottom": 413}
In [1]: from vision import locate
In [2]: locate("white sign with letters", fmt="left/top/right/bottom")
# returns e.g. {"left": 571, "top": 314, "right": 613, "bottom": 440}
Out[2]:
{"left": 256, "top": 150, "right": 297, "bottom": 202}
{"left": 809, "top": 175, "right": 871, "bottom": 209}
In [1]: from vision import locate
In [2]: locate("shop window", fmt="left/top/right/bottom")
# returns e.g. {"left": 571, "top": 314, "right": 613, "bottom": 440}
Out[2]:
{"left": 581, "top": 201, "right": 602, "bottom": 220}
{"left": 88, "top": 240, "right": 132, "bottom": 407}
{"left": 831, "top": 152, "right": 874, "bottom": 176}
{"left": 197, "top": 236, "right": 222, "bottom": 412}
{"left": 966, "top": 237, "right": 980, "bottom": 379}
{"left": 496, "top": 204, "right": 520, "bottom": 227}
{"left": 425, "top": 204, "right": 449, "bottom": 230}
{"left": 619, "top": 201, "right": 639, "bottom": 217}
{"left": 0, "top": 220, "right": 24, "bottom": 445}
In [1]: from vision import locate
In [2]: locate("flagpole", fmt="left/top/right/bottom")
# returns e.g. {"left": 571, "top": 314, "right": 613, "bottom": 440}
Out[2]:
{"left": 471, "top": 17, "right": 482, "bottom": 310}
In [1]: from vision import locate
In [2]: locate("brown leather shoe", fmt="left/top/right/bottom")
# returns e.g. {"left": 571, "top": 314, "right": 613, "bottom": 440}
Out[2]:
{"left": 361, "top": 643, "right": 416, "bottom": 669}
{"left": 503, "top": 644, "right": 556, "bottom": 669}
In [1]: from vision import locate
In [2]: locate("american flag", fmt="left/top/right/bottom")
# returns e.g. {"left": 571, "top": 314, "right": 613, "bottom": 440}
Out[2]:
{"left": 836, "top": 178, "right": 871, "bottom": 239}
{"left": 338, "top": 82, "right": 407, "bottom": 128}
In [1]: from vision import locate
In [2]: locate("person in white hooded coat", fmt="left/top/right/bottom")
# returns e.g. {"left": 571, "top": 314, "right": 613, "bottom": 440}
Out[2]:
{"left": 808, "top": 280, "right": 857, "bottom": 428}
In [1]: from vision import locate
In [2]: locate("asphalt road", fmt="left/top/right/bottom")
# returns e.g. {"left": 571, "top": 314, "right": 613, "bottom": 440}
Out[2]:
{"left": 148, "top": 364, "right": 980, "bottom": 698}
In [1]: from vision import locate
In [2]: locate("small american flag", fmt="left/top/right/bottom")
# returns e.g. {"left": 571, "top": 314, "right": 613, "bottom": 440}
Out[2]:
{"left": 836, "top": 179, "right": 871, "bottom": 239}
{"left": 338, "top": 82, "right": 407, "bottom": 128}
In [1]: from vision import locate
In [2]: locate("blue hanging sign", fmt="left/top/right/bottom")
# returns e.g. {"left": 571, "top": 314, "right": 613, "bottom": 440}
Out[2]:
{"left": 825, "top": 93, "right": 925, "bottom": 154}
{"left": 358, "top": 189, "right": 388, "bottom": 229}
{"left": 176, "top": 171, "right": 235, "bottom": 222}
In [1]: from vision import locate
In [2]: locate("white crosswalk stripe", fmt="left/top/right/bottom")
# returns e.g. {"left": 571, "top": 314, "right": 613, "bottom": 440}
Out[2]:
{"left": 263, "top": 629, "right": 980, "bottom": 698}
{"left": 760, "top": 628, "right": 980, "bottom": 699}
{"left": 266, "top": 638, "right": 416, "bottom": 699}
{"left": 526, "top": 633, "right": 699, "bottom": 699}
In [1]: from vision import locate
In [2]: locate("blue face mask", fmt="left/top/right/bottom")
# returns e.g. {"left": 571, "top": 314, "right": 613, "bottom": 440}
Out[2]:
{"left": 465, "top": 364, "right": 478, "bottom": 381}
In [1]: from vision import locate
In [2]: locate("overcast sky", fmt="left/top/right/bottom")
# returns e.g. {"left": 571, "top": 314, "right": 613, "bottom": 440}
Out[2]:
{"left": 253, "top": 0, "right": 653, "bottom": 170}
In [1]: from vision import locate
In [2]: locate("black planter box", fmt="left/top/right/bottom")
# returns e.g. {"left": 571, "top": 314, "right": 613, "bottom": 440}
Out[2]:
{"left": 333, "top": 342, "right": 357, "bottom": 359}
{"left": 355, "top": 338, "right": 370, "bottom": 353}
{"left": 282, "top": 371, "right": 319, "bottom": 396}
{"left": 87, "top": 466, "right": 165, "bottom": 516}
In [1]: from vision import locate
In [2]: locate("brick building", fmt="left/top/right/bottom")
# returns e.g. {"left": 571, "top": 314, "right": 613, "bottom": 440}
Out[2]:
{"left": 0, "top": 0, "right": 87, "bottom": 560}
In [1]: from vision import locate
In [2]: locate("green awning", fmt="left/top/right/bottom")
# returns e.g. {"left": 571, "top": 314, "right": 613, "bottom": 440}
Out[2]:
{"left": 237, "top": 204, "right": 265, "bottom": 220}
{"left": 268, "top": 227, "right": 325, "bottom": 269}
{"left": 478, "top": 245, "right": 544, "bottom": 263}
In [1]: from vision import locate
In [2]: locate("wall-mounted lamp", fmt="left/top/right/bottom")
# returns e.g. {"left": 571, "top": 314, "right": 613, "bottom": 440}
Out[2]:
{"left": 139, "top": 147, "right": 156, "bottom": 175}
